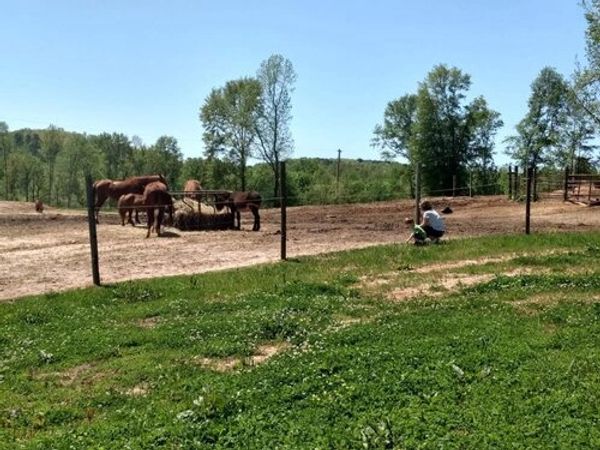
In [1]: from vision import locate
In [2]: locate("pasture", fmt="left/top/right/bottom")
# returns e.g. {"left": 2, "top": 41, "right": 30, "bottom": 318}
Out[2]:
{"left": 1, "top": 196, "right": 599, "bottom": 301}
{"left": 1, "top": 232, "right": 600, "bottom": 448}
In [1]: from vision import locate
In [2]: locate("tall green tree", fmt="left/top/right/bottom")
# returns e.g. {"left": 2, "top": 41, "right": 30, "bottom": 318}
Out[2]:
{"left": 41, "top": 125, "right": 64, "bottom": 203}
{"left": 373, "top": 65, "right": 502, "bottom": 195}
{"left": 143, "top": 136, "right": 183, "bottom": 188}
{"left": 56, "top": 134, "right": 104, "bottom": 207}
{"left": 92, "top": 132, "right": 133, "bottom": 180}
{"left": 465, "top": 97, "right": 503, "bottom": 193}
{"left": 505, "top": 67, "right": 570, "bottom": 169}
{"left": 200, "top": 77, "right": 262, "bottom": 191}
{"left": 254, "top": 54, "right": 297, "bottom": 200}
{"left": 575, "top": 0, "right": 600, "bottom": 125}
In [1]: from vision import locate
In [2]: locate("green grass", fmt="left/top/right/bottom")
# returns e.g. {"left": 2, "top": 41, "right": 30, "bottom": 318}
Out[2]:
{"left": 1, "top": 232, "right": 600, "bottom": 448}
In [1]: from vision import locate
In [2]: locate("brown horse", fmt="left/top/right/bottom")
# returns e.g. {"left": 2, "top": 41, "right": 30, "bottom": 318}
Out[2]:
{"left": 183, "top": 179, "right": 203, "bottom": 202}
{"left": 117, "top": 193, "right": 145, "bottom": 226}
{"left": 143, "top": 181, "right": 173, "bottom": 238}
{"left": 93, "top": 174, "right": 166, "bottom": 223}
{"left": 214, "top": 191, "right": 262, "bottom": 231}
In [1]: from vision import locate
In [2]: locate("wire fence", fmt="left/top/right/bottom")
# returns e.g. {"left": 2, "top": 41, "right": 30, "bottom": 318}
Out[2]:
{"left": 82, "top": 165, "right": 599, "bottom": 287}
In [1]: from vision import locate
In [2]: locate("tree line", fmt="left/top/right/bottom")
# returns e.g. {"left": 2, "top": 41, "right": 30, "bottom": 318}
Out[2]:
{"left": 0, "top": 122, "right": 413, "bottom": 208}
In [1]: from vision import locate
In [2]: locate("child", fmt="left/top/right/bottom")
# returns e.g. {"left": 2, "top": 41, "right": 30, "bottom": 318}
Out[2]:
{"left": 404, "top": 217, "right": 427, "bottom": 245}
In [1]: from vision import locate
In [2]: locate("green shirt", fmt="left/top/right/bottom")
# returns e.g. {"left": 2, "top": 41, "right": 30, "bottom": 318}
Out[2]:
{"left": 412, "top": 224, "right": 426, "bottom": 240}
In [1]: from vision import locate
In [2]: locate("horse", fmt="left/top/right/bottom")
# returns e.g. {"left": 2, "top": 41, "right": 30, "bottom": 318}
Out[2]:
{"left": 143, "top": 181, "right": 173, "bottom": 238}
{"left": 93, "top": 174, "right": 166, "bottom": 224}
{"left": 34, "top": 200, "right": 44, "bottom": 213}
{"left": 214, "top": 191, "right": 262, "bottom": 231}
{"left": 183, "top": 179, "right": 203, "bottom": 202}
{"left": 117, "top": 193, "right": 145, "bottom": 226}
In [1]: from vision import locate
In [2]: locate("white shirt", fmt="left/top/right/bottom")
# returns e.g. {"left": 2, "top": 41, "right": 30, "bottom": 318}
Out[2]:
{"left": 423, "top": 210, "right": 446, "bottom": 231}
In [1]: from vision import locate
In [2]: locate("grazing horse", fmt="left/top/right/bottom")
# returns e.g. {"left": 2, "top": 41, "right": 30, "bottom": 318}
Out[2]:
{"left": 93, "top": 174, "right": 166, "bottom": 224}
{"left": 117, "top": 193, "right": 145, "bottom": 226}
{"left": 34, "top": 200, "right": 44, "bottom": 213}
{"left": 143, "top": 181, "right": 173, "bottom": 238}
{"left": 183, "top": 179, "right": 203, "bottom": 202}
{"left": 214, "top": 191, "right": 262, "bottom": 231}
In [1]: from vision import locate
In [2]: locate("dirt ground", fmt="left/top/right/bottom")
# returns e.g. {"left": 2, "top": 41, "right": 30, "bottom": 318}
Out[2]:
{"left": 1, "top": 196, "right": 598, "bottom": 301}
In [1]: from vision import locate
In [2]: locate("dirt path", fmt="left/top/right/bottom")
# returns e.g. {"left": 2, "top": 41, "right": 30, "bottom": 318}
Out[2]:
{"left": 1, "top": 197, "right": 598, "bottom": 301}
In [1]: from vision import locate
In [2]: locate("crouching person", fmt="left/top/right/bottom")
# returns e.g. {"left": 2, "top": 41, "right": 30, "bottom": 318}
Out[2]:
{"left": 420, "top": 200, "right": 446, "bottom": 243}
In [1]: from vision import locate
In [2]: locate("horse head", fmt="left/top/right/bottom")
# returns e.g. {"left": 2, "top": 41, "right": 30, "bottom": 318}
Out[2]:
{"left": 213, "top": 192, "right": 232, "bottom": 212}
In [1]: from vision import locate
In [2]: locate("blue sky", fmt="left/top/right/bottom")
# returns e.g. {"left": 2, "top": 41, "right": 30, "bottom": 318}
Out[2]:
{"left": 0, "top": 1, "right": 588, "bottom": 166}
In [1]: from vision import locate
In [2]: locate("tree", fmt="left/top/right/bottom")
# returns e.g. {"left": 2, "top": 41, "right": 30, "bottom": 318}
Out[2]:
{"left": 373, "top": 65, "right": 502, "bottom": 195}
{"left": 92, "top": 132, "right": 133, "bottom": 180}
{"left": 41, "top": 125, "right": 64, "bottom": 204}
{"left": 0, "top": 121, "right": 10, "bottom": 198}
{"left": 464, "top": 97, "right": 503, "bottom": 193}
{"left": 56, "top": 134, "right": 104, "bottom": 207}
{"left": 505, "top": 67, "right": 570, "bottom": 169}
{"left": 144, "top": 136, "right": 183, "bottom": 187}
{"left": 254, "top": 54, "right": 297, "bottom": 200}
{"left": 372, "top": 94, "right": 417, "bottom": 162}
{"left": 575, "top": 0, "right": 600, "bottom": 125}
{"left": 200, "top": 77, "right": 262, "bottom": 191}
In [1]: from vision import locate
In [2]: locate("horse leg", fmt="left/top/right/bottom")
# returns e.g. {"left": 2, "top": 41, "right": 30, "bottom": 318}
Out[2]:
{"left": 251, "top": 206, "right": 260, "bottom": 231}
{"left": 146, "top": 208, "right": 154, "bottom": 238}
{"left": 156, "top": 207, "right": 164, "bottom": 236}
{"left": 128, "top": 208, "right": 135, "bottom": 226}
{"left": 94, "top": 193, "right": 107, "bottom": 224}
{"left": 135, "top": 209, "right": 141, "bottom": 224}
{"left": 235, "top": 209, "right": 241, "bottom": 230}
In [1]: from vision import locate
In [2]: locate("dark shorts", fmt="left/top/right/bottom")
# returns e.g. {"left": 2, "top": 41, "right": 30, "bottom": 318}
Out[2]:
{"left": 422, "top": 226, "right": 445, "bottom": 238}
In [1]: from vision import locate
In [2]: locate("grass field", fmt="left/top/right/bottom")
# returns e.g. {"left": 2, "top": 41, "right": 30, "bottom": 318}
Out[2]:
{"left": 2, "top": 232, "right": 600, "bottom": 448}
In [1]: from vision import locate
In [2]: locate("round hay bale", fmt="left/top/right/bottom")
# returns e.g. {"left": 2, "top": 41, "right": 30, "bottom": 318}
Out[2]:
{"left": 172, "top": 199, "right": 234, "bottom": 231}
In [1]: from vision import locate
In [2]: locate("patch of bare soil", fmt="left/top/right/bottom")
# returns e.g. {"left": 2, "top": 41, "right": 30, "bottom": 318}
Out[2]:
{"left": 137, "top": 316, "right": 160, "bottom": 329}
{"left": 387, "top": 268, "right": 538, "bottom": 302}
{"left": 124, "top": 382, "right": 151, "bottom": 397}
{"left": 1, "top": 196, "right": 599, "bottom": 301}
{"left": 194, "top": 342, "right": 290, "bottom": 372}
{"left": 33, "top": 362, "right": 113, "bottom": 387}
{"left": 512, "top": 292, "right": 600, "bottom": 316}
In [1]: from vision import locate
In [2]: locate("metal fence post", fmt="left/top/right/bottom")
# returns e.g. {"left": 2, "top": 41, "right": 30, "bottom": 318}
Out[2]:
{"left": 452, "top": 174, "right": 456, "bottom": 197}
{"left": 469, "top": 170, "right": 473, "bottom": 197}
{"left": 415, "top": 164, "right": 421, "bottom": 223}
{"left": 514, "top": 166, "right": 520, "bottom": 200}
{"left": 85, "top": 175, "right": 100, "bottom": 285}
{"left": 525, "top": 167, "right": 533, "bottom": 235}
{"left": 508, "top": 165, "right": 513, "bottom": 200}
{"left": 563, "top": 166, "right": 569, "bottom": 202}
{"left": 279, "top": 161, "right": 287, "bottom": 261}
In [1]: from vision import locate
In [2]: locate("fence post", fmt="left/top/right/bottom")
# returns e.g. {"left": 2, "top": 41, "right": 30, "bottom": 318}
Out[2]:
{"left": 452, "top": 174, "right": 457, "bottom": 197}
{"left": 525, "top": 166, "right": 533, "bottom": 235}
{"left": 85, "top": 175, "right": 101, "bottom": 285}
{"left": 508, "top": 165, "right": 513, "bottom": 200}
{"left": 563, "top": 166, "right": 569, "bottom": 202}
{"left": 414, "top": 164, "right": 421, "bottom": 223}
{"left": 513, "top": 166, "right": 521, "bottom": 200}
{"left": 532, "top": 166, "right": 538, "bottom": 202}
{"left": 469, "top": 170, "right": 473, "bottom": 197}
{"left": 279, "top": 161, "right": 287, "bottom": 261}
